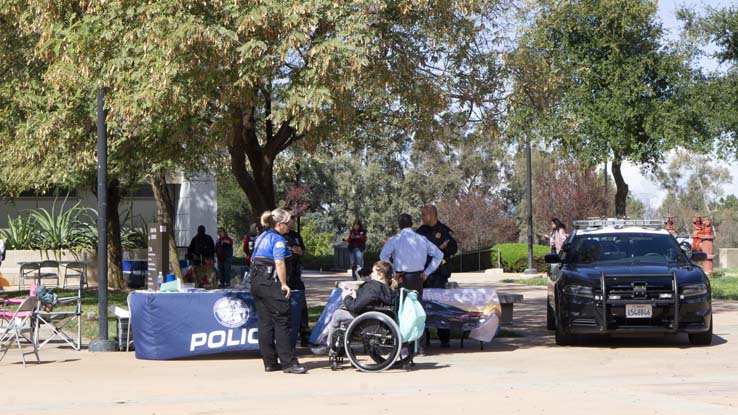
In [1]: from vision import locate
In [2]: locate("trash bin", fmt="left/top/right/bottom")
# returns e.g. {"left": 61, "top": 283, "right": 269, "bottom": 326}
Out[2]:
{"left": 122, "top": 260, "right": 147, "bottom": 288}
{"left": 333, "top": 241, "right": 351, "bottom": 271}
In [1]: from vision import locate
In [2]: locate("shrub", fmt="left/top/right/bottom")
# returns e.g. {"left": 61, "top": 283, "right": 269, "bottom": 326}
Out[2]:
{"left": 30, "top": 199, "right": 96, "bottom": 251}
{"left": 301, "top": 254, "right": 334, "bottom": 271}
{"left": 490, "top": 243, "right": 549, "bottom": 273}
{"left": 0, "top": 215, "right": 37, "bottom": 249}
{"left": 301, "top": 220, "right": 336, "bottom": 256}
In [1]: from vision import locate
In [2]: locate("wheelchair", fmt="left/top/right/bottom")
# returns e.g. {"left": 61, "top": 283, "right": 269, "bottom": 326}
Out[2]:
{"left": 327, "top": 298, "right": 418, "bottom": 372}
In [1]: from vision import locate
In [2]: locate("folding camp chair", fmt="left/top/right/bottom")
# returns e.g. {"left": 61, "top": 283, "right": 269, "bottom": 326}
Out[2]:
{"left": 0, "top": 296, "right": 41, "bottom": 366}
{"left": 34, "top": 285, "right": 82, "bottom": 350}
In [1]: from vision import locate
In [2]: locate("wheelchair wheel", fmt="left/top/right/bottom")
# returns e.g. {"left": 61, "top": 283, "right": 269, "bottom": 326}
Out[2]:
{"left": 344, "top": 311, "right": 401, "bottom": 372}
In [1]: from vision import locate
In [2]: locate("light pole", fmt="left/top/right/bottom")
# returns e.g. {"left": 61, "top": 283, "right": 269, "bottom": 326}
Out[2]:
{"left": 524, "top": 137, "right": 537, "bottom": 274}
{"left": 89, "top": 90, "right": 117, "bottom": 352}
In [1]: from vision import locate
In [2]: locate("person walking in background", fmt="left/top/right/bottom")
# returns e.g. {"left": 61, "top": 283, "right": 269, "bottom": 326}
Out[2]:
{"left": 216, "top": 227, "right": 234, "bottom": 288}
{"left": 250, "top": 208, "right": 306, "bottom": 374}
{"left": 417, "top": 204, "right": 458, "bottom": 348}
{"left": 345, "top": 219, "right": 367, "bottom": 280}
{"left": 187, "top": 225, "right": 216, "bottom": 288}
{"left": 285, "top": 210, "right": 310, "bottom": 346}
{"left": 549, "top": 218, "right": 568, "bottom": 254}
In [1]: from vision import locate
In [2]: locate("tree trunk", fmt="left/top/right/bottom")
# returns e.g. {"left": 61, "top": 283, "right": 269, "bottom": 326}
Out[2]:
{"left": 106, "top": 179, "right": 125, "bottom": 289}
{"left": 611, "top": 156, "right": 629, "bottom": 217}
{"left": 228, "top": 103, "right": 296, "bottom": 214}
{"left": 149, "top": 172, "right": 183, "bottom": 279}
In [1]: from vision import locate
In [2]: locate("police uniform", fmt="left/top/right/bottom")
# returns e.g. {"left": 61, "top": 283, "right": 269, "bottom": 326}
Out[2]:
{"left": 250, "top": 229, "right": 297, "bottom": 369}
{"left": 285, "top": 229, "right": 310, "bottom": 341}
{"left": 416, "top": 221, "right": 458, "bottom": 346}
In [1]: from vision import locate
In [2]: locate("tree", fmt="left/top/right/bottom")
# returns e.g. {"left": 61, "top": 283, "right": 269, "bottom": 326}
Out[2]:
{"left": 510, "top": 149, "right": 611, "bottom": 242}
{"left": 652, "top": 149, "right": 733, "bottom": 240}
{"left": 215, "top": 1, "right": 507, "bottom": 214}
{"left": 679, "top": 6, "right": 738, "bottom": 159}
{"left": 513, "top": 0, "right": 708, "bottom": 216}
{"left": 1, "top": 1, "right": 225, "bottom": 283}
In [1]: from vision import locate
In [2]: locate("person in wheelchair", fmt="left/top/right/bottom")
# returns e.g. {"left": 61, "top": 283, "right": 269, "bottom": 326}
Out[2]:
{"left": 313, "top": 261, "right": 396, "bottom": 355}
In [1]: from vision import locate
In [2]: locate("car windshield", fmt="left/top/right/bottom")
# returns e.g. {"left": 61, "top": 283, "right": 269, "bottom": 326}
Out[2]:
{"left": 563, "top": 232, "right": 689, "bottom": 265}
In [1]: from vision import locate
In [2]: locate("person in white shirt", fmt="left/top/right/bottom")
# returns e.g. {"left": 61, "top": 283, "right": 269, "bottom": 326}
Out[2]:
{"left": 380, "top": 213, "right": 443, "bottom": 301}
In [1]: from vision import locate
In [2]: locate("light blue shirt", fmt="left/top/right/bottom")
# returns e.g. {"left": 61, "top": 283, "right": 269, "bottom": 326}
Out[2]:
{"left": 380, "top": 228, "right": 444, "bottom": 275}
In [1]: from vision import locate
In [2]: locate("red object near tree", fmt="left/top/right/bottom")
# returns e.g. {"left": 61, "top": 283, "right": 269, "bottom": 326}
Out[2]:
{"left": 692, "top": 216, "right": 714, "bottom": 274}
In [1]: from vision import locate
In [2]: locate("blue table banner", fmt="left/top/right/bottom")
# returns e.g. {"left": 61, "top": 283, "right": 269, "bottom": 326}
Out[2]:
{"left": 130, "top": 290, "right": 304, "bottom": 360}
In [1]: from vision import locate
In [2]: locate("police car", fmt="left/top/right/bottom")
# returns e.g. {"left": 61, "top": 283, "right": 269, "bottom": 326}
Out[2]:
{"left": 545, "top": 219, "right": 712, "bottom": 346}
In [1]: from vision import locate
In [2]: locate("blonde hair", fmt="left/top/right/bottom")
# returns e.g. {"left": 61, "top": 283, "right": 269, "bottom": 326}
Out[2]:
{"left": 260, "top": 208, "right": 291, "bottom": 228}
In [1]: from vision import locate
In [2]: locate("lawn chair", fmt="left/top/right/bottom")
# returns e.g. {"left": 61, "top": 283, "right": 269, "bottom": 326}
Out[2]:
{"left": 63, "top": 261, "right": 88, "bottom": 289}
{"left": 37, "top": 260, "right": 60, "bottom": 288}
{"left": 0, "top": 296, "right": 41, "bottom": 366}
{"left": 34, "top": 284, "right": 82, "bottom": 350}
{"left": 18, "top": 262, "right": 40, "bottom": 290}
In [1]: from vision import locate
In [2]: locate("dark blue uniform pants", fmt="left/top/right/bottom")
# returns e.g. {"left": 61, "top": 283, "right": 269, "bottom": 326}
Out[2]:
{"left": 251, "top": 274, "right": 296, "bottom": 368}
{"left": 424, "top": 266, "right": 451, "bottom": 345}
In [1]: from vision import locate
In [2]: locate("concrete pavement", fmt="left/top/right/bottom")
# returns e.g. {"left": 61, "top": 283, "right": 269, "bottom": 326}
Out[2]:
{"left": 1, "top": 271, "right": 736, "bottom": 414}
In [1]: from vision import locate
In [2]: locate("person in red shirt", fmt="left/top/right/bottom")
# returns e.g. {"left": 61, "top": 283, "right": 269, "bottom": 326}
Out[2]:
{"left": 345, "top": 220, "right": 367, "bottom": 281}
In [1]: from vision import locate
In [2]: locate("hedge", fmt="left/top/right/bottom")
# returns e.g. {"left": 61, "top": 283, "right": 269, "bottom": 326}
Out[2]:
{"left": 489, "top": 243, "right": 549, "bottom": 273}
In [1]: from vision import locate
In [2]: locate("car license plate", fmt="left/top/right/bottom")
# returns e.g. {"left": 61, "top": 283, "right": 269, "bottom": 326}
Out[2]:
{"left": 625, "top": 304, "right": 652, "bottom": 318}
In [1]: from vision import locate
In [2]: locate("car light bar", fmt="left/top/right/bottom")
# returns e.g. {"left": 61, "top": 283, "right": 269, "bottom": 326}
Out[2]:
{"left": 573, "top": 218, "right": 665, "bottom": 230}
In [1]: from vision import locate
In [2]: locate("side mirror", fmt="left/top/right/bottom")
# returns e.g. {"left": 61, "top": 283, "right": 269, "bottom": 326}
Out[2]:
{"left": 679, "top": 241, "right": 692, "bottom": 252}
{"left": 544, "top": 253, "right": 561, "bottom": 264}
{"left": 691, "top": 252, "right": 707, "bottom": 262}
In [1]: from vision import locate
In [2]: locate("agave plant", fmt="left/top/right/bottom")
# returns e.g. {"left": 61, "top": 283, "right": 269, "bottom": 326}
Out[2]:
{"left": 28, "top": 198, "right": 97, "bottom": 253}
{"left": 120, "top": 210, "right": 148, "bottom": 249}
{"left": 0, "top": 214, "right": 38, "bottom": 249}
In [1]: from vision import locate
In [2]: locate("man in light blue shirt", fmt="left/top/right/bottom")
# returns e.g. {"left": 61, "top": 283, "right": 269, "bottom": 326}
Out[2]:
{"left": 380, "top": 213, "right": 444, "bottom": 300}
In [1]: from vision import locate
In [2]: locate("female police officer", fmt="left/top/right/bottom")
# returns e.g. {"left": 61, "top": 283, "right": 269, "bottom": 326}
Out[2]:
{"left": 250, "top": 208, "right": 307, "bottom": 374}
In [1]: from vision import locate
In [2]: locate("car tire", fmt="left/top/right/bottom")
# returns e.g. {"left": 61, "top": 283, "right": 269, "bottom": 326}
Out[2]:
{"left": 688, "top": 315, "right": 713, "bottom": 346}
{"left": 546, "top": 300, "right": 556, "bottom": 331}
{"left": 554, "top": 299, "right": 576, "bottom": 346}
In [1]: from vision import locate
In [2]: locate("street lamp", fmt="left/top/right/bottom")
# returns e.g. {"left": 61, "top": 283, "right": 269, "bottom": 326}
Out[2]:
{"left": 524, "top": 137, "right": 537, "bottom": 274}
{"left": 88, "top": 90, "right": 117, "bottom": 352}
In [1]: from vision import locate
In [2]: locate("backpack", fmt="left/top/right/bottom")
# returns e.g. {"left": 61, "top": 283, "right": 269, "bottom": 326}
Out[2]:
{"left": 397, "top": 289, "right": 426, "bottom": 343}
{"left": 36, "top": 284, "right": 58, "bottom": 311}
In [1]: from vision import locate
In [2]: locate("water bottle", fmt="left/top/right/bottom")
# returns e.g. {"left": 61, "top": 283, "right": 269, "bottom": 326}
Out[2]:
{"left": 157, "top": 272, "right": 163, "bottom": 291}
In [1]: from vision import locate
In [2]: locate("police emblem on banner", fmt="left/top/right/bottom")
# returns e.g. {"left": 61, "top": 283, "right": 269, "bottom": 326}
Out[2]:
{"left": 213, "top": 297, "right": 249, "bottom": 328}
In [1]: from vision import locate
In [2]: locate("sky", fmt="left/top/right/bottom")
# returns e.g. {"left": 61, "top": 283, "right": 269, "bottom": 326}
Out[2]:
{"left": 623, "top": 0, "right": 738, "bottom": 209}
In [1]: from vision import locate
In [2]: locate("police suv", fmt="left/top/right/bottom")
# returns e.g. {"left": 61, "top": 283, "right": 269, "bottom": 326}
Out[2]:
{"left": 546, "top": 219, "right": 713, "bottom": 346}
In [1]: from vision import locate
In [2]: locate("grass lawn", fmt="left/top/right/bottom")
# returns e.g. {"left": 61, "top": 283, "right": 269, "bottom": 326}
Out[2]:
{"left": 2, "top": 288, "right": 134, "bottom": 341}
{"left": 500, "top": 277, "right": 548, "bottom": 286}
{"left": 711, "top": 276, "right": 738, "bottom": 301}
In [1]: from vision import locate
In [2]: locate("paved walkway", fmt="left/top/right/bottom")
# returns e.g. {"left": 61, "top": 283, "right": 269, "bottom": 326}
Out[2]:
{"left": 2, "top": 271, "right": 737, "bottom": 414}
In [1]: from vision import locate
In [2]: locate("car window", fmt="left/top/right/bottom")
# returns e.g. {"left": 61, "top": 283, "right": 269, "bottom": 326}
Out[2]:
{"left": 564, "top": 233, "right": 688, "bottom": 264}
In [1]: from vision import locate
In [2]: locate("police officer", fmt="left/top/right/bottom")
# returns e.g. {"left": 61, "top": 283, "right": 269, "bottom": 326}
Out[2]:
{"left": 284, "top": 210, "right": 310, "bottom": 346}
{"left": 250, "top": 208, "right": 307, "bottom": 374}
{"left": 417, "top": 204, "right": 458, "bottom": 348}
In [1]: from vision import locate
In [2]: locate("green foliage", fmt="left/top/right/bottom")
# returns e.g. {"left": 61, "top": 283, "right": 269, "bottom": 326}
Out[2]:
{"left": 216, "top": 172, "right": 253, "bottom": 240}
{"left": 511, "top": 0, "right": 708, "bottom": 216}
{"left": 0, "top": 215, "right": 36, "bottom": 249}
{"left": 711, "top": 276, "right": 738, "bottom": 300}
{"left": 300, "top": 219, "right": 336, "bottom": 257}
{"left": 120, "top": 211, "right": 148, "bottom": 250}
{"left": 301, "top": 254, "right": 334, "bottom": 272}
{"left": 491, "top": 243, "right": 549, "bottom": 273}
{"left": 27, "top": 199, "right": 96, "bottom": 252}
